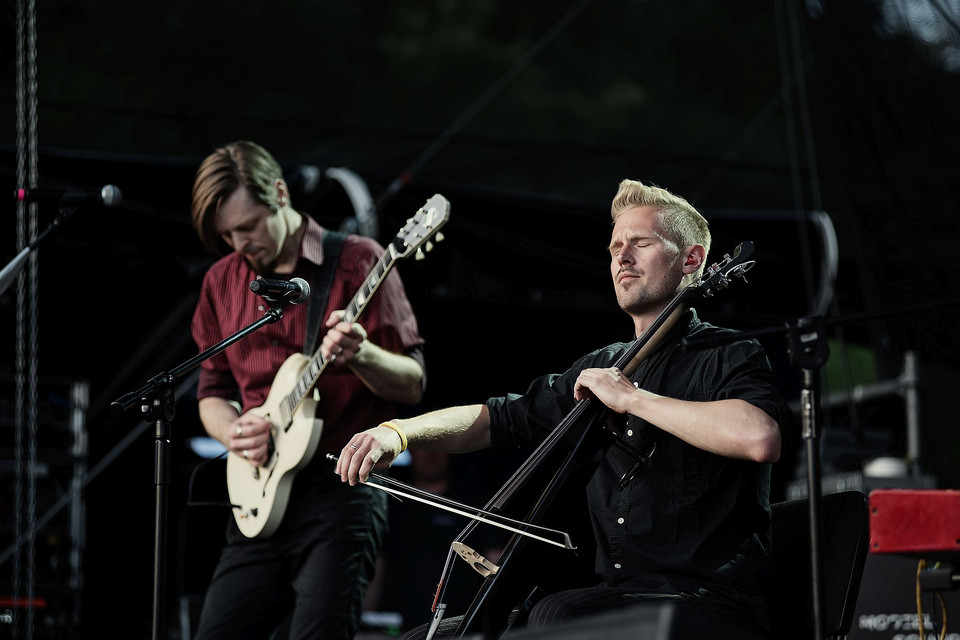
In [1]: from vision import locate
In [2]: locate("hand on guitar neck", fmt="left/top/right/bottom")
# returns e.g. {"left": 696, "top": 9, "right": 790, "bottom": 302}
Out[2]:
{"left": 320, "top": 310, "right": 367, "bottom": 366}
{"left": 324, "top": 310, "right": 425, "bottom": 406}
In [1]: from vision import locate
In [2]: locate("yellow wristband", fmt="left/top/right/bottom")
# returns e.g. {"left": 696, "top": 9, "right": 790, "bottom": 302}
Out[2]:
{"left": 379, "top": 421, "right": 408, "bottom": 453}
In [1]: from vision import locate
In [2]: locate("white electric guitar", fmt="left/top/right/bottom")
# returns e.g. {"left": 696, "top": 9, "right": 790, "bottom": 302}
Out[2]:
{"left": 227, "top": 194, "right": 451, "bottom": 538}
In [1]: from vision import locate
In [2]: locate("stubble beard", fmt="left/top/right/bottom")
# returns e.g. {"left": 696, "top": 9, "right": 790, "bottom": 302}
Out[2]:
{"left": 244, "top": 253, "right": 270, "bottom": 275}
{"left": 616, "top": 277, "right": 678, "bottom": 317}
{"left": 244, "top": 243, "right": 284, "bottom": 275}
{"left": 617, "top": 287, "right": 656, "bottom": 316}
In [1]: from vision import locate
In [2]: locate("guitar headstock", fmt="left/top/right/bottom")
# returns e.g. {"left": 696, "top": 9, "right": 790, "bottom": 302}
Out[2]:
{"left": 393, "top": 194, "right": 451, "bottom": 260}
{"left": 695, "top": 241, "right": 756, "bottom": 298}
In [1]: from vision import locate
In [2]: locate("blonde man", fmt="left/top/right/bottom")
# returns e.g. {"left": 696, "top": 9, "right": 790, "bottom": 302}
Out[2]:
{"left": 340, "top": 179, "right": 791, "bottom": 639}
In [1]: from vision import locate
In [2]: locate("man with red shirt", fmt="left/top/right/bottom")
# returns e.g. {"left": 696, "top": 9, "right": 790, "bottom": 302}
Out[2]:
{"left": 189, "top": 140, "right": 425, "bottom": 640}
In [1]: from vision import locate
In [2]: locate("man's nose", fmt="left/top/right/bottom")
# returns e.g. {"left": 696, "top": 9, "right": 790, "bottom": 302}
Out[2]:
{"left": 229, "top": 231, "right": 250, "bottom": 251}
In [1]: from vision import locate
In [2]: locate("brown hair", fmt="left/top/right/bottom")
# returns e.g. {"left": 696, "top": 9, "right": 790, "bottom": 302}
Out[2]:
{"left": 191, "top": 140, "right": 284, "bottom": 254}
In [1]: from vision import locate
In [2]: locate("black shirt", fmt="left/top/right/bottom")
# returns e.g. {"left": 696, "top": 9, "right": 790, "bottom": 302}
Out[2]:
{"left": 485, "top": 309, "right": 793, "bottom": 624}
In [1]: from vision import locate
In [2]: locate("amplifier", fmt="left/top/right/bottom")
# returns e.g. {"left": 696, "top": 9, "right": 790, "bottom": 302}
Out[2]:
{"left": 869, "top": 489, "right": 960, "bottom": 558}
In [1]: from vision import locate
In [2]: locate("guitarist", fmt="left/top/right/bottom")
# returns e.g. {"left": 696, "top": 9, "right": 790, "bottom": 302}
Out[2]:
{"left": 188, "top": 140, "right": 425, "bottom": 640}
{"left": 338, "top": 179, "right": 794, "bottom": 639}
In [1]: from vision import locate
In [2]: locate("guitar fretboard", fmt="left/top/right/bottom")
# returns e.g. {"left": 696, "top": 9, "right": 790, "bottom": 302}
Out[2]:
{"left": 277, "top": 242, "right": 400, "bottom": 425}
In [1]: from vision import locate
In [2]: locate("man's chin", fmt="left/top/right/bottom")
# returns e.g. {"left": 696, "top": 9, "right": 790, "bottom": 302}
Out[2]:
{"left": 618, "top": 292, "right": 672, "bottom": 317}
{"left": 617, "top": 294, "right": 647, "bottom": 314}
{"left": 244, "top": 255, "right": 273, "bottom": 274}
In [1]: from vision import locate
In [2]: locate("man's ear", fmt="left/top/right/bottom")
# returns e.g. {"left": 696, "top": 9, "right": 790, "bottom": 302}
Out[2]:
{"left": 681, "top": 244, "right": 706, "bottom": 274}
{"left": 275, "top": 179, "right": 289, "bottom": 208}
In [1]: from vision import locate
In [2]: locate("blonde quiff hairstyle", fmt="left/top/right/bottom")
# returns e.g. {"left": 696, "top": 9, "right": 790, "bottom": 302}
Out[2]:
{"left": 610, "top": 179, "right": 712, "bottom": 282}
{"left": 191, "top": 140, "right": 285, "bottom": 255}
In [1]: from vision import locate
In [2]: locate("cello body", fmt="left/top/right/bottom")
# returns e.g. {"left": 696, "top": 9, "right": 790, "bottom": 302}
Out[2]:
{"left": 452, "top": 407, "right": 607, "bottom": 637}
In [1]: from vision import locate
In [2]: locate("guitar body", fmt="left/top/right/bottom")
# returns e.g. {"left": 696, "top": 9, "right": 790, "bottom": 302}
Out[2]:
{"left": 227, "top": 352, "right": 324, "bottom": 538}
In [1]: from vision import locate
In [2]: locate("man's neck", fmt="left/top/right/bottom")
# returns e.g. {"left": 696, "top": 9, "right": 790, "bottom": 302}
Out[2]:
{"left": 632, "top": 302, "right": 692, "bottom": 339}
{"left": 272, "top": 212, "right": 306, "bottom": 274}
{"left": 632, "top": 306, "right": 667, "bottom": 338}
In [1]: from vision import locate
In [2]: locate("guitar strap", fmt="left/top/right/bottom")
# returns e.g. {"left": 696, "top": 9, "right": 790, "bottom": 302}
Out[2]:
{"left": 304, "top": 230, "right": 347, "bottom": 354}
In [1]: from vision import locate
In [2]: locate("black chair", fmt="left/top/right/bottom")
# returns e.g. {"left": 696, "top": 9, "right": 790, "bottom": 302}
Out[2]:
{"left": 770, "top": 490, "right": 870, "bottom": 640}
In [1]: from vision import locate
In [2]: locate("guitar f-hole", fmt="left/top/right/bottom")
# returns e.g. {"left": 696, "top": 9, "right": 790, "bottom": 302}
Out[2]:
{"left": 261, "top": 460, "right": 277, "bottom": 498}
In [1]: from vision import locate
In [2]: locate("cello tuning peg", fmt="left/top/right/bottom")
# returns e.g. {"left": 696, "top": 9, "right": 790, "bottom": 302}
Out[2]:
{"left": 435, "top": 232, "right": 445, "bottom": 243}
{"left": 425, "top": 241, "right": 434, "bottom": 252}
{"left": 415, "top": 248, "right": 425, "bottom": 260}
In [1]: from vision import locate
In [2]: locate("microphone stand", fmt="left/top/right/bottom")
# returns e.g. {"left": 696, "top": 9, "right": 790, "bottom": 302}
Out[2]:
{"left": 1, "top": 202, "right": 79, "bottom": 296}
{"left": 110, "top": 302, "right": 288, "bottom": 640}
{"left": 787, "top": 317, "right": 828, "bottom": 640}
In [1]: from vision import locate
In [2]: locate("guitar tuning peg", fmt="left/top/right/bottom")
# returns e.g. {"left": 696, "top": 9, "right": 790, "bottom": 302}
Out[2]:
{"left": 435, "top": 232, "right": 445, "bottom": 242}
{"left": 415, "top": 248, "right": 425, "bottom": 261}
{"left": 425, "top": 241, "right": 434, "bottom": 252}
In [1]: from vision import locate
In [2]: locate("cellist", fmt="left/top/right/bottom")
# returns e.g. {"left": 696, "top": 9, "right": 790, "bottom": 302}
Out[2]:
{"left": 338, "top": 179, "right": 793, "bottom": 639}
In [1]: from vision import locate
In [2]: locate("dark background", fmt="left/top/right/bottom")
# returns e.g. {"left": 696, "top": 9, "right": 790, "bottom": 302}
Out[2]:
{"left": 2, "top": 1, "right": 959, "bottom": 638}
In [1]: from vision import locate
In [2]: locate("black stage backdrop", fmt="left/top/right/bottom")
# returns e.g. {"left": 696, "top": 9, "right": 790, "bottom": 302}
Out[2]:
{"left": 2, "top": 1, "right": 959, "bottom": 638}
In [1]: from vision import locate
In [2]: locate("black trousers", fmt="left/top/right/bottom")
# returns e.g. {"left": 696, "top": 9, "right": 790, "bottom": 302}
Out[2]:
{"left": 194, "top": 474, "right": 387, "bottom": 640}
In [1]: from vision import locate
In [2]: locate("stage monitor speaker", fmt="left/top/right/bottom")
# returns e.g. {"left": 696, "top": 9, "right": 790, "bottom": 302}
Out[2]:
{"left": 847, "top": 554, "right": 960, "bottom": 639}
{"left": 501, "top": 602, "right": 765, "bottom": 640}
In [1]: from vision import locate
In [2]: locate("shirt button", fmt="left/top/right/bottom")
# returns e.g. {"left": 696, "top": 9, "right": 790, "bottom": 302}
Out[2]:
{"left": 258, "top": 305, "right": 264, "bottom": 311}
{"left": 614, "top": 563, "right": 622, "bottom": 569}
{"left": 626, "top": 430, "right": 633, "bottom": 437}
{"left": 617, "top": 517, "right": 625, "bottom": 525}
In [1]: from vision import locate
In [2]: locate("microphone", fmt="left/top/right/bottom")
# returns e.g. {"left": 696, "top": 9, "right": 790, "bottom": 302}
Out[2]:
{"left": 249, "top": 277, "right": 311, "bottom": 305}
{"left": 13, "top": 184, "right": 123, "bottom": 208}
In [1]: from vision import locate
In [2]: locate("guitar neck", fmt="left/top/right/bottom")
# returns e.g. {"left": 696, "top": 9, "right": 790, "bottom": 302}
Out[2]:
{"left": 270, "top": 193, "right": 450, "bottom": 425}
{"left": 284, "top": 243, "right": 399, "bottom": 413}
{"left": 342, "top": 244, "right": 398, "bottom": 324}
